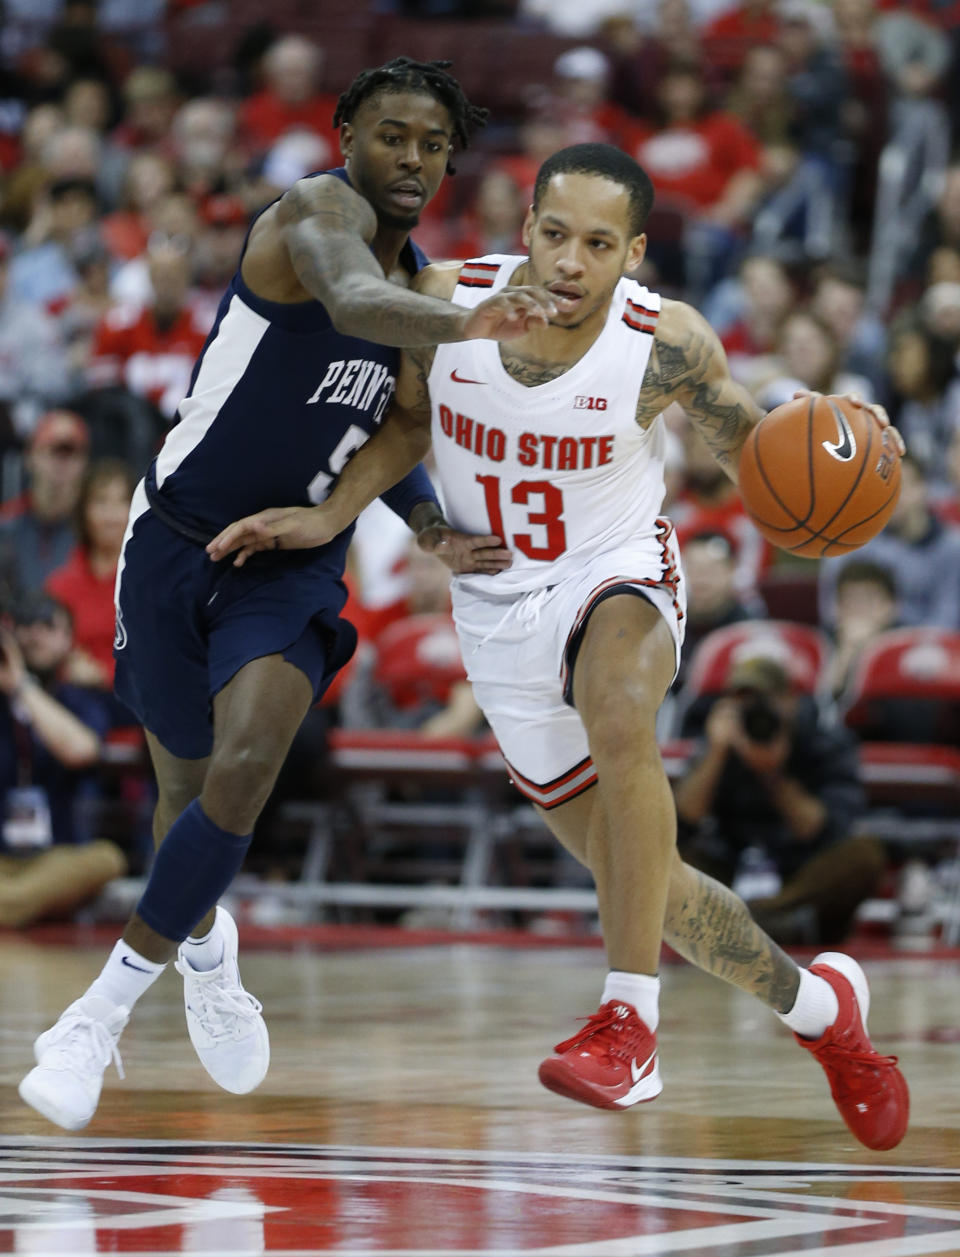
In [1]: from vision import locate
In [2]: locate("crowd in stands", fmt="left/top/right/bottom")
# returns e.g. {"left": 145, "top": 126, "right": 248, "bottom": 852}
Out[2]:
{"left": 1, "top": 0, "right": 960, "bottom": 939}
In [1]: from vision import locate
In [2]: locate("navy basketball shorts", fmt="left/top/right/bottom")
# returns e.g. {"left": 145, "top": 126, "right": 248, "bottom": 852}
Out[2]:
{"left": 113, "top": 502, "right": 357, "bottom": 760}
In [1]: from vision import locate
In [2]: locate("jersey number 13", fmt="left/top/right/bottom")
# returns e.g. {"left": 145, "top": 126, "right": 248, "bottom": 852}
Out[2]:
{"left": 476, "top": 474, "right": 567, "bottom": 561}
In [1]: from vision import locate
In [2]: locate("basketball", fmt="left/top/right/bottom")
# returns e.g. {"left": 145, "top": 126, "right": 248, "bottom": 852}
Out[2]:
{"left": 737, "top": 395, "right": 902, "bottom": 558}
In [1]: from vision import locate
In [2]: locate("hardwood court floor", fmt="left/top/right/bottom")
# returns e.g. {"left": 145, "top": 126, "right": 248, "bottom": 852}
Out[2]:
{"left": 0, "top": 934, "right": 958, "bottom": 1255}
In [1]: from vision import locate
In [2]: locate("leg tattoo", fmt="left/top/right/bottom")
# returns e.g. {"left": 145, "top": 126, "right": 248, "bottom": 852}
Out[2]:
{"left": 664, "top": 864, "right": 800, "bottom": 1013}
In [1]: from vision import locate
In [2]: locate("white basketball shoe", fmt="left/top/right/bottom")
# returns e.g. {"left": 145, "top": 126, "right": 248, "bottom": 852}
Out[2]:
{"left": 175, "top": 905, "right": 270, "bottom": 1093}
{"left": 19, "top": 996, "right": 128, "bottom": 1130}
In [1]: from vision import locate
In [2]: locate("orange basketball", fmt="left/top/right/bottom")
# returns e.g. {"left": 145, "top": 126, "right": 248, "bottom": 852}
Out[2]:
{"left": 737, "top": 395, "right": 902, "bottom": 558}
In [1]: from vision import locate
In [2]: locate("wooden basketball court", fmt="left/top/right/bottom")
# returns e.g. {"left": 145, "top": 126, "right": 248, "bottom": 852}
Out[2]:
{"left": 1, "top": 932, "right": 958, "bottom": 1255}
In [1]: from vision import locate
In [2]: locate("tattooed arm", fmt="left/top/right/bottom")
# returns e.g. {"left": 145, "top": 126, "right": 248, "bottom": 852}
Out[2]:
{"left": 636, "top": 299, "right": 763, "bottom": 482}
{"left": 206, "top": 263, "right": 511, "bottom": 574}
{"left": 240, "top": 176, "right": 553, "bottom": 348}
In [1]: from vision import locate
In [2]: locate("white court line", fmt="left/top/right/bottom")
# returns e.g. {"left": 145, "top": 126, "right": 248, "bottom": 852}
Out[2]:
{"left": 2, "top": 1141, "right": 958, "bottom": 1257}
{"left": 7, "top": 1137, "right": 956, "bottom": 1171}
{"left": 3, "top": 1186, "right": 278, "bottom": 1231}
{"left": 767, "top": 1235, "right": 960, "bottom": 1257}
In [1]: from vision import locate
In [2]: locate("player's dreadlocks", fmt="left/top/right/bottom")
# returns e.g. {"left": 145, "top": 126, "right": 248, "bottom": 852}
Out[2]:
{"left": 333, "top": 57, "right": 488, "bottom": 174}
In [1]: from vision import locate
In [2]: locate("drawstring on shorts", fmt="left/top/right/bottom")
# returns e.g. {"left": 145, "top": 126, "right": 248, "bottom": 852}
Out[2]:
{"left": 472, "top": 585, "right": 552, "bottom": 654}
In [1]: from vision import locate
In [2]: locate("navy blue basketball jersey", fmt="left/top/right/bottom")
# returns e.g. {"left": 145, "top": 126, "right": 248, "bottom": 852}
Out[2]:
{"left": 144, "top": 167, "right": 432, "bottom": 568}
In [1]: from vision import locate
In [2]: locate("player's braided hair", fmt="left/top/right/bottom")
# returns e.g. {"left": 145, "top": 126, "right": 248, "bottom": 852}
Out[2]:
{"left": 333, "top": 57, "right": 488, "bottom": 174}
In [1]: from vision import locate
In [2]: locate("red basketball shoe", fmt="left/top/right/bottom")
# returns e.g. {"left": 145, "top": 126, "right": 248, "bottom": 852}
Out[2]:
{"left": 538, "top": 1000, "right": 661, "bottom": 1110}
{"left": 795, "top": 952, "right": 909, "bottom": 1151}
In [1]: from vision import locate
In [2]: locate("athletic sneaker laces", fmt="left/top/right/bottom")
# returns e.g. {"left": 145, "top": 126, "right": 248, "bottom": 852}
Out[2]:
{"left": 39, "top": 1006, "right": 125, "bottom": 1080}
{"left": 553, "top": 1002, "right": 646, "bottom": 1064}
{"left": 539, "top": 1000, "right": 661, "bottom": 1110}
{"left": 174, "top": 962, "right": 263, "bottom": 1042}
{"left": 813, "top": 1039, "right": 901, "bottom": 1104}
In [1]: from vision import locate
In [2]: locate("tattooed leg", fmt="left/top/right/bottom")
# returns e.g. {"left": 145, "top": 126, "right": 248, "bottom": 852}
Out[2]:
{"left": 540, "top": 790, "right": 801, "bottom": 1014}
{"left": 663, "top": 856, "right": 800, "bottom": 1013}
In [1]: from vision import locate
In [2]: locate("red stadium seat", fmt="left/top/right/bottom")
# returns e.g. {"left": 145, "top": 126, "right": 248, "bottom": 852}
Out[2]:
{"left": 843, "top": 627, "right": 960, "bottom": 744}
{"left": 842, "top": 627, "right": 960, "bottom": 944}
{"left": 372, "top": 612, "right": 468, "bottom": 712}
{"left": 680, "top": 619, "right": 832, "bottom": 700}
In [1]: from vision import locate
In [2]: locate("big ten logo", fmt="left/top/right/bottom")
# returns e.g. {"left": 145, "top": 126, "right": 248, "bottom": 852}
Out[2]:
{"left": 574, "top": 395, "right": 607, "bottom": 411}
{"left": 438, "top": 404, "right": 507, "bottom": 461}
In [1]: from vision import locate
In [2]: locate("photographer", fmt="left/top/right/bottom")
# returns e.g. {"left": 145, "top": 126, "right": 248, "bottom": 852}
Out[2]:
{"left": 673, "top": 654, "right": 885, "bottom": 946}
{"left": 0, "top": 592, "right": 126, "bottom": 928}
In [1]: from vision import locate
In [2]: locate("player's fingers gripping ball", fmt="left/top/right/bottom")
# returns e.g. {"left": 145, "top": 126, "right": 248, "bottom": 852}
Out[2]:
{"left": 737, "top": 394, "right": 902, "bottom": 558}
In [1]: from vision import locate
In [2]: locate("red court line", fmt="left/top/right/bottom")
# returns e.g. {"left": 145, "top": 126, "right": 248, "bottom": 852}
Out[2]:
{"left": 9, "top": 922, "right": 960, "bottom": 960}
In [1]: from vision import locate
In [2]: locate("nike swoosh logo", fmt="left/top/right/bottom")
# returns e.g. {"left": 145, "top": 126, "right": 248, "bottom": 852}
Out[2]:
{"left": 822, "top": 401, "right": 857, "bottom": 463}
{"left": 630, "top": 1051, "right": 656, "bottom": 1084}
{"left": 450, "top": 370, "right": 486, "bottom": 385}
{"left": 121, "top": 955, "right": 152, "bottom": 973}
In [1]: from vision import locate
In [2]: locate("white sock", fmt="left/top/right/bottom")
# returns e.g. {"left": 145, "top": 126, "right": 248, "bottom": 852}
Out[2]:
{"left": 85, "top": 941, "right": 166, "bottom": 1011}
{"left": 601, "top": 970, "right": 660, "bottom": 1031}
{"left": 778, "top": 967, "right": 840, "bottom": 1039}
{"left": 181, "top": 921, "right": 224, "bottom": 972}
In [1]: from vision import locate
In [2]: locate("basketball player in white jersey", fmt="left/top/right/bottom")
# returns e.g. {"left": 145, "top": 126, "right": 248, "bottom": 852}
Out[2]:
{"left": 210, "top": 144, "right": 909, "bottom": 1149}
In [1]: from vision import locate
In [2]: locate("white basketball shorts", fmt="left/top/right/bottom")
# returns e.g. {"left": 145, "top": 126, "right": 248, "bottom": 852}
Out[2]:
{"left": 451, "top": 522, "right": 686, "bottom": 810}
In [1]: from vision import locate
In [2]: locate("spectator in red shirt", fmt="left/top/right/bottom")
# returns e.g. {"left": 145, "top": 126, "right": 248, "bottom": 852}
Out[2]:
{"left": 704, "top": 0, "right": 781, "bottom": 75}
{"left": 45, "top": 458, "right": 135, "bottom": 689}
{"left": 622, "top": 61, "right": 763, "bottom": 221}
{"left": 239, "top": 34, "right": 339, "bottom": 165}
{"left": 87, "top": 239, "right": 211, "bottom": 422}
{"left": 621, "top": 59, "right": 763, "bottom": 294}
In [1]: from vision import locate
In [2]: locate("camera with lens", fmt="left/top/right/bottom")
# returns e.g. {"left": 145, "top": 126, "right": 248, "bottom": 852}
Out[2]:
{"left": 738, "top": 692, "right": 784, "bottom": 744}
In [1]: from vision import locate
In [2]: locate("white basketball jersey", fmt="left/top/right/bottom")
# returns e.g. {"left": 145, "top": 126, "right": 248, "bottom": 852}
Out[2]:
{"left": 430, "top": 254, "right": 667, "bottom": 595}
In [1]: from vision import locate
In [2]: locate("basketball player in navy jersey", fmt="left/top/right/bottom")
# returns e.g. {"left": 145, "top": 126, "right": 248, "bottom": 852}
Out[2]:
{"left": 208, "top": 144, "right": 909, "bottom": 1151}
{"left": 19, "top": 58, "right": 556, "bottom": 1131}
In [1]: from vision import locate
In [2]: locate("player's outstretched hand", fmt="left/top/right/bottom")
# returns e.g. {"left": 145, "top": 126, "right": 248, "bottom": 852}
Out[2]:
{"left": 793, "top": 390, "right": 906, "bottom": 457}
{"left": 417, "top": 522, "right": 512, "bottom": 576}
{"left": 463, "top": 286, "right": 557, "bottom": 342}
{"left": 206, "top": 504, "right": 341, "bottom": 567}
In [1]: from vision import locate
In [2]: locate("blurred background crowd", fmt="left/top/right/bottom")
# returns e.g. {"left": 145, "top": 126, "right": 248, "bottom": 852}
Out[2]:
{"left": 2, "top": 0, "right": 960, "bottom": 946}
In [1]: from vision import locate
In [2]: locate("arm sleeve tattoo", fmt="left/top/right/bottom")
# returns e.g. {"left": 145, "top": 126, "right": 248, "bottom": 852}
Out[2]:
{"left": 637, "top": 304, "right": 763, "bottom": 470}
